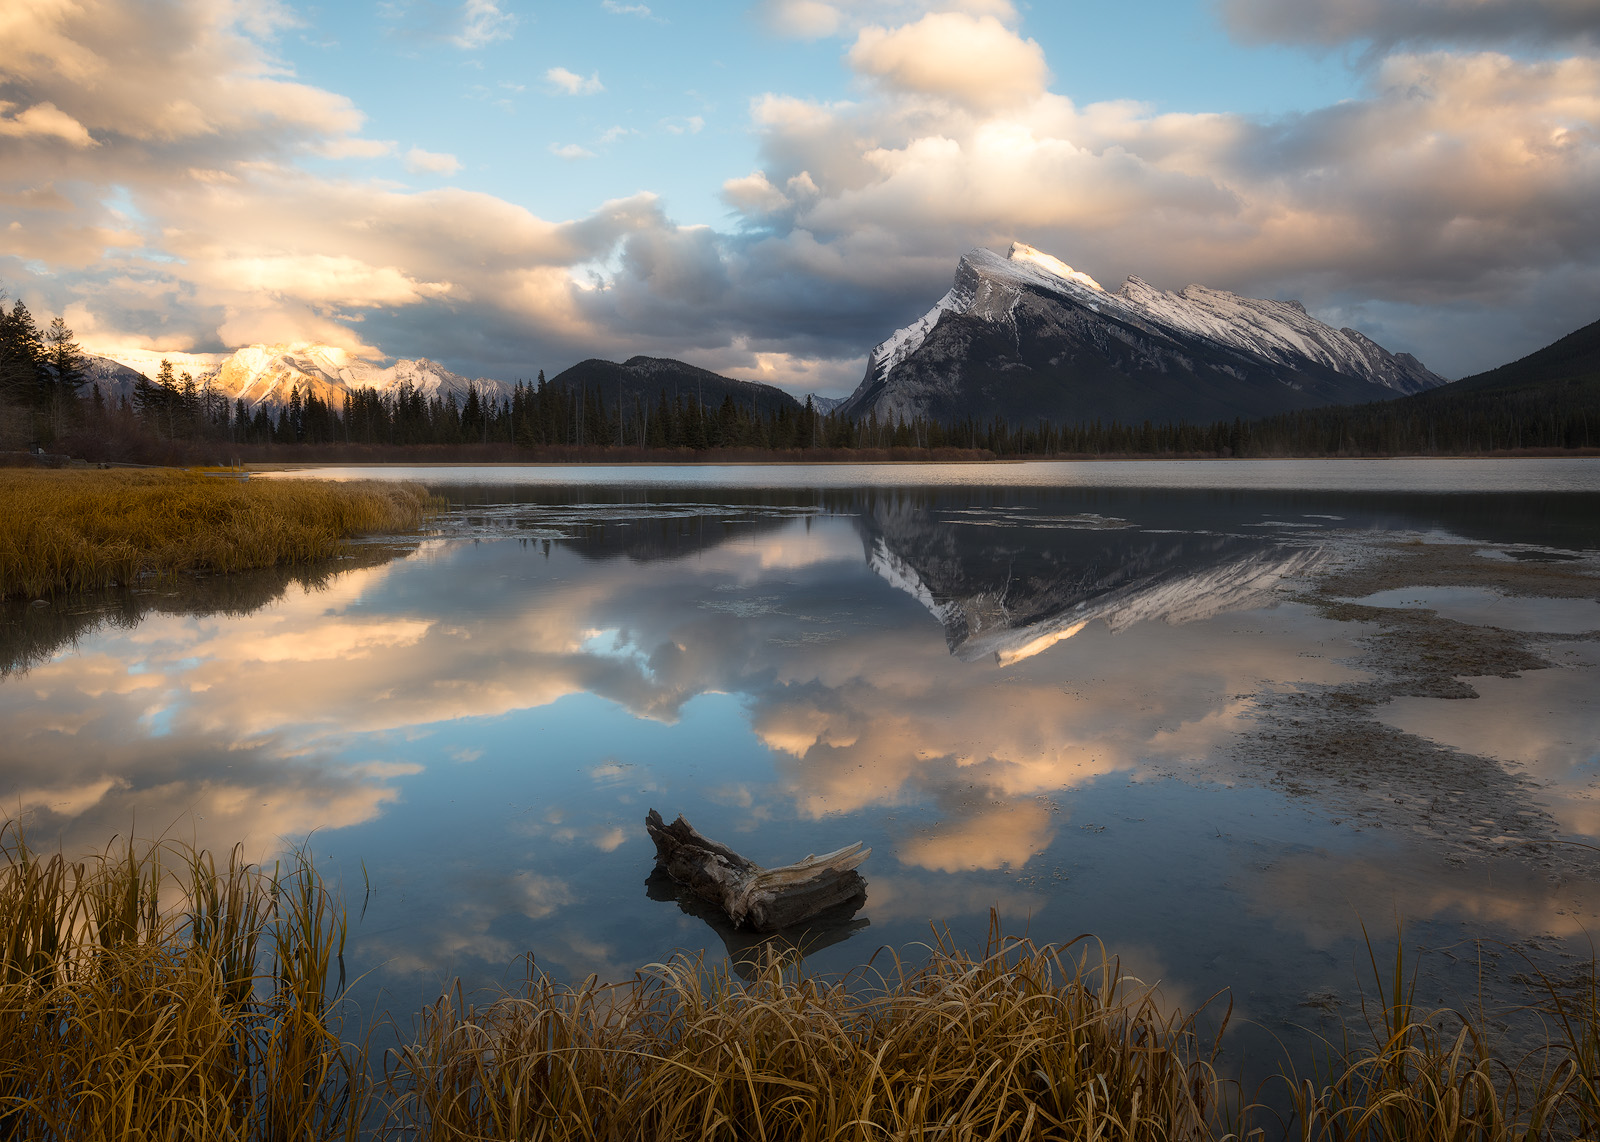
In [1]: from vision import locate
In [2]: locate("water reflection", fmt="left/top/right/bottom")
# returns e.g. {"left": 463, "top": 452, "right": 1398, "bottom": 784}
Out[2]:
{"left": 0, "top": 477, "right": 1596, "bottom": 1062}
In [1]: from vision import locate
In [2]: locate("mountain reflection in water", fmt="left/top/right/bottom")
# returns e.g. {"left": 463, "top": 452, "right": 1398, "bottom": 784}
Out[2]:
{"left": 2, "top": 477, "right": 1597, "bottom": 1076}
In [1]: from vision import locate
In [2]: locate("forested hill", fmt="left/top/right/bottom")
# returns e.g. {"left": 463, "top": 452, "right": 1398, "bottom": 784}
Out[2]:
{"left": 1449, "top": 316, "right": 1600, "bottom": 395}
{"left": 549, "top": 357, "right": 802, "bottom": 418}
{"left": 1208, "top": 315, "right": 1600, "bottom": 456}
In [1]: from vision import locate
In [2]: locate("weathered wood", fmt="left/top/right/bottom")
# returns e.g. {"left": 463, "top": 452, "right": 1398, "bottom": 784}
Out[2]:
{"left": 645, "top": 809, "right": 869, "bottom": 933}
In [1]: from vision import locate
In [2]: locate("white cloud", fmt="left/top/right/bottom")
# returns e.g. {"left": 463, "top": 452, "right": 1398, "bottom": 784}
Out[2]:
{"left": 405, "top": 146, "right": 462, "bottom": 175}
{"left": 549, "top": 142, "right": 598, "bottom": 160}
{"left": 0, "top": 102, "right": 97, "bottom": 147}
{"left": 848, "top": 13, "right": 1049, "bottom": 110}
{"left": 546, "top": 67, "right": 605, "bottom": 95}
{"left": 452, "top": 0, "right": 515, "bottom": 48}
{"left": 599, "top": 125, "right": 638, "bottom": 144}
{"left": 757, "top": 0, "right": 1019, "bottom": 39}
{"left": 660, "top": 115, "right": 705, "bottom": 134}
{"left": 601, "top": 0, "right": 653, "bottom": 16}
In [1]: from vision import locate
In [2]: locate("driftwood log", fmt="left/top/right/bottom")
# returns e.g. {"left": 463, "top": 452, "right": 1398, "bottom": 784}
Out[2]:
{"left": 645, "top": 810, "right": 869, "bottom": 933}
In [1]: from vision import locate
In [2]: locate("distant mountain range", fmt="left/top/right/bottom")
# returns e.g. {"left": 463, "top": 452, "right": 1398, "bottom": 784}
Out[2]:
{"left": 835, "top": 243, "right": 1447, "bottom": 425}
{"left": 85, "top": 344, "right": 515, "bottom": 409}
{"left": 93, "top": 242, "right": 1588, "bottom": 435}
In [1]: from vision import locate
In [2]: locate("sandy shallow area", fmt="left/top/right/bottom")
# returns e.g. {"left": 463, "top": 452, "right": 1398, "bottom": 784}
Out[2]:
{"left": 1233, "top": 534, "right": 1600, "bottom": 878}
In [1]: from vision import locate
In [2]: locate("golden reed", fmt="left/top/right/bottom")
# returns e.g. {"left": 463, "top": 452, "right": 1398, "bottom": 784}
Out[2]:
{"left": 6, "top": 839, "right": 1600, "bottom": 1140}
{"left": 0, "top": 469, "right": 438, "bottom": 599}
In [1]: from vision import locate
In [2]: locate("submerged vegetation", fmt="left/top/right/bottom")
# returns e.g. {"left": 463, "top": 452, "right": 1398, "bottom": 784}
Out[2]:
{"left": 6, "top": 826, "right": 1600, "bottom": 1140}
{"left": 0, "top": 469, "right": 438, "bottom": 599}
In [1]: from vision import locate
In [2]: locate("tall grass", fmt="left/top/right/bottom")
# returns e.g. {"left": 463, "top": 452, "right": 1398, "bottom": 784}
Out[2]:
{"left": 0, "top": 469, "right": 439, "bottom": 599}
{"left": 10, "top": 823, "right": 1600, "bottom": 1140}
{"left": 386, "top": 920, "right": 1236, "bottom": 1141}
{"left": 0, "top": 824, "right": 366, "bottom": 1140}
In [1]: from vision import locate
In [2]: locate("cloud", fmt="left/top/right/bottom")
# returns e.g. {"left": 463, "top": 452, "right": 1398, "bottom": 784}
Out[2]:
{"left": 848, "top": 13, "right": 1049, "bottom": 110}
{"left": 452, "top": 0, "right": 515, "bottom": 48}
{"left": 3, "top": 0, "right": 1598, "bottom": 389}
{"left": 546, "top": 67, "right": 605, "bottom": 95}
{"left": 602, "top": 0, "right": 653, "bottom": 16}
{"left": 404, "top": 146, "right": 462, "bottom": 175}
{"left": 1222, "top": 0, "right": 1600, "bottom": 50}
{"left": 660, "top": 115, "right": 704, "bottom": 134}
{"left": 0, "top": 102, "right": 97, "bottom": 147}
{"left": 757, "top": 0, "right": 1019, "bottom": 40}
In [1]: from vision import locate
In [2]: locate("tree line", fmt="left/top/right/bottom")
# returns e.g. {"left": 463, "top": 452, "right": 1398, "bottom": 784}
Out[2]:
{"left": 4, "top": 285, "right": 1593, "bottom": 460}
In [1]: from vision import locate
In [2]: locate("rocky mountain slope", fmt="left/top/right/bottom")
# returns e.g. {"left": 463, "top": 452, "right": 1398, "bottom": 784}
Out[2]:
{"left": 549, "top": 356, "right": 803, "bottom": 416}
{"left": 839, "top": 243, "right": 1447, "bottom": 426}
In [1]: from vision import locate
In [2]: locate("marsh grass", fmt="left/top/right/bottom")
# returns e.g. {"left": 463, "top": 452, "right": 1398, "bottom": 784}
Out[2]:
{"left": 386, "top": 919, "right": 1239, "bottom": 1142}
{"left": 11, "top": 826, "right": 1600, "bottom": 1141}
{"left": 0, "top": 469, "right": 439, "bottom": 599}
{"left": 0, "top": 824, "right": 367, "bottom": 1141}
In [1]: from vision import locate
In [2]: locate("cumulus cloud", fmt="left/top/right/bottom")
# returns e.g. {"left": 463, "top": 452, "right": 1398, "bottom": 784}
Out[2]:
{"left": 546, "top": 67, "right": 605, "bottom": 95}
{"left": 848, "top": 13, "right": 1049, "bottom": 110}
{"left": 602, "top": 1, "right": 654, "bottom": 16}
{"left": 2, "top": 0, "right": 1597, "bottom": 389}
{"left": 0, "top": 101, "right": 97, "bottom": 147}
{"left": 404, "top": 146, "right": 462, "bottom": 175}
{"left": 1222, "top": 0, "right": 1600, "bottom": 49}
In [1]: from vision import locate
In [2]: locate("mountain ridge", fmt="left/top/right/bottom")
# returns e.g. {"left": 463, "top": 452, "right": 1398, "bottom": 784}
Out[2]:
{"left": 839, "top": 243, "right": 1448, "bottom": 426}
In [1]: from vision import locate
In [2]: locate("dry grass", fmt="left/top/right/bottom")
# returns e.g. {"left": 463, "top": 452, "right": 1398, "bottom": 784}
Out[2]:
{"left": 10, "top": 823, "right": 1600, "bottom": 1140}
{"left": 0, "top": 469, "right": 439, "bottom": 599}
{"left": 0, "top": 824, "right": 365, "bottom": 1141}
{"left": 385, "top": 921, "right": 1237, "bottom": 1142}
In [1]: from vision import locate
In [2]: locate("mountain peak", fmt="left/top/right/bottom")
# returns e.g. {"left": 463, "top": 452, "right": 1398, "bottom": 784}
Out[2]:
{"left": 838, "top": 242, "right": 1449, "bottom": 426}
{"left": 1006, "top": 242, "right": 1106, "bottom": 294}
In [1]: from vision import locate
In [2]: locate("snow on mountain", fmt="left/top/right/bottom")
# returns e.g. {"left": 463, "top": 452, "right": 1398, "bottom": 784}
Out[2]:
{"left": 846, "top": 242, "right": 1446, "bottom": 425}
{"left": 1114, "top": 277, "right": 1442, "bottom": 394}
{"left": 90, "top": 343, "right": 516, "bottom": 409}
{"left": 204, "top": 344, "right": 514, "bottom": 409}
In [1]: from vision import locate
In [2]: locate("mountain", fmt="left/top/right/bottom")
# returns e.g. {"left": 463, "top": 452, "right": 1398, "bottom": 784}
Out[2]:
{"left": 206, "top": 344, "right": 513, "bottom": 409}
{"left": 838, "top": 243, "right": 1447, "bottom": 426}
{"left": 87, "top": 344, "right": 515, "bottom": 409}
{"left": 1445, "top": 315, "right": 1600, "bottom": 396}
{"left": 1220, "top": 314, "right": 1600, "bottom": 455}
{"left": 81, "top": 356, "right": 149, "bottom": 404}
{"left": 548, "top": 356, "right": 803, "bottom": 416}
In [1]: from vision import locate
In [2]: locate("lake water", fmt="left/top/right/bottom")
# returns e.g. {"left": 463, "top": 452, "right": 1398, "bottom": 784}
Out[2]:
{"left": 6, "top": 459, "right": 1600, "bottom": 1080}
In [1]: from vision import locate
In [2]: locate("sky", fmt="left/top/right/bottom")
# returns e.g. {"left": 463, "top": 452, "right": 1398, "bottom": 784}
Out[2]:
{"left": 2, "top": 0, "right": 1598, "bottom": 396}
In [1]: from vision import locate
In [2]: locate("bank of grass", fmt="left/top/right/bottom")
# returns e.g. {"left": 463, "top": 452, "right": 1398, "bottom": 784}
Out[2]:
{"left": 0, "top": 469, "right": 439, "bottom": 599}
{"left": 6, "top": 827, "right": 1600, "bottom": 1141}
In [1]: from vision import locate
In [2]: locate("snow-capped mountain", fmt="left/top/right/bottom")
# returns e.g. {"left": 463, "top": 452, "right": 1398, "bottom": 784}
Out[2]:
{"left": 840, "top": 243, "right": 1447, "bottom": 426}
{"left": 87, "top": 344, "right": 515, "bottom": 409}
{"left": 207, "top": 344, "right": 514, "bottom": 409}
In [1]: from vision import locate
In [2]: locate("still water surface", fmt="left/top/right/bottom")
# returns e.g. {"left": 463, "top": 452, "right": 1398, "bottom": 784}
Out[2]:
{"left": 5, "top": 460, "right": 1600, "bottom": 1073}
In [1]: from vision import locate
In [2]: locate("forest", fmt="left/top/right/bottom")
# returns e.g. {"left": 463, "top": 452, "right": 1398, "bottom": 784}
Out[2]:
{"left": 3, "top": 293, "right": 1596, "bottom": 463}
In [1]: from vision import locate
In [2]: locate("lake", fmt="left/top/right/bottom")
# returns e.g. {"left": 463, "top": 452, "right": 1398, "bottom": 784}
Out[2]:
{"left": 5, "top": 458, "right": 1600, "bottom": 1080}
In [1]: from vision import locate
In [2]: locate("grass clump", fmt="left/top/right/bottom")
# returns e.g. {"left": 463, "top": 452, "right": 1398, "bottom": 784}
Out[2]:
{"left": 0, "top": 469, "right": 439, "bottom": 599}
{"left": 387, "top": 920, "right": 1236, "bottom": 1142}
{"left": 0, "top": 823, "right": 365, "bottom": 1141}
